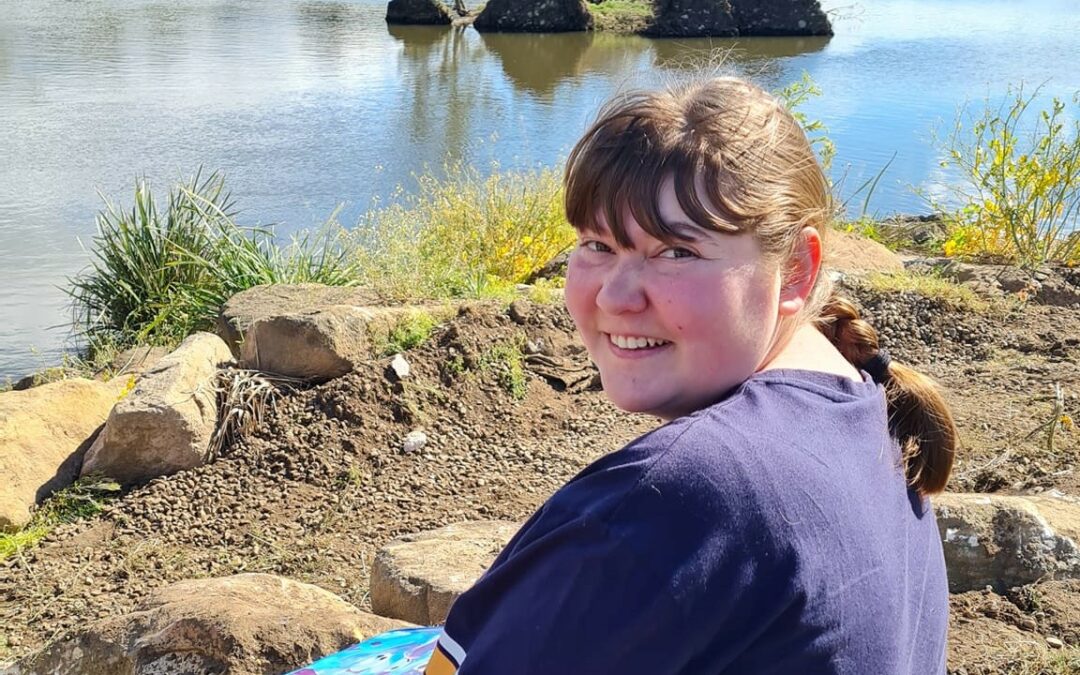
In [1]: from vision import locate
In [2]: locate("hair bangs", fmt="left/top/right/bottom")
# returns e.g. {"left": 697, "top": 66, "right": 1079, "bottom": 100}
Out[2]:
{"left": 565, "top": 113, "right": 749, "bottom": 249}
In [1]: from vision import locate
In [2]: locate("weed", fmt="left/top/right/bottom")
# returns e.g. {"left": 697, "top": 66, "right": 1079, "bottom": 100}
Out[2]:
{"left": 841, "top": 216, "right": 887, "bottom": 245}
{"left": 445, "top": 353, "right": 467, "bottom": 377}
{"left": 356, "top": 162, "right": 575, "bottom": 301}
{"left": 931, "top": 85, "right": 1080, "bottom": 268}
{"left": 1024, "top": 384, "right": 1073, "bottom": 453}
{"left": 526, "top": 277, "right": 565, "bottom": 304}
{"left": 0, "top": 476, "right": 121, "bottom": 561}
{"left": 377, "top": 310, "right": 440, "bottom": 356}
{"left": 863, "top": 271, "right": 994, "bottom": 314}
{"left": 481, "top": 339, "right": 528, "bottom": 400}
{"left": 776, "top": 72, "right": 836, "bottom": 171}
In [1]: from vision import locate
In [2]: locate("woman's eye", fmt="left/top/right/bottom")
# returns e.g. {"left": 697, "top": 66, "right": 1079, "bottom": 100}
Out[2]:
{"left": 657, "top": 247, "right": 698, "bottom": 259}
{"left": 582, "top": 240, "right": 613, "bottom": 254}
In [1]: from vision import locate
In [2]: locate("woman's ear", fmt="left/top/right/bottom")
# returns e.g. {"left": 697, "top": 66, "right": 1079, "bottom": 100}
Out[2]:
{"left": 778, "top": 227, "right": 822, "bottom": 317}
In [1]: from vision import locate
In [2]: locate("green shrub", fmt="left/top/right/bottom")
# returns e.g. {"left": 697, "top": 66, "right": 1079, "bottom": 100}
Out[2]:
{"left": 69, "top": 170, "right": 362, "bottom": 356}
{"left": 933, "top": 85, "right": 1080, "bottom": 268}
{"left": 355, "top": 162, "right": 575, "bottom": 301}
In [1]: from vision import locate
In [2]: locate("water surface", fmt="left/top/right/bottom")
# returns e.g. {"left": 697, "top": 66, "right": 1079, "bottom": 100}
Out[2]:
{"left": 1, "top": 0, "right": 1078, "bottom": 378}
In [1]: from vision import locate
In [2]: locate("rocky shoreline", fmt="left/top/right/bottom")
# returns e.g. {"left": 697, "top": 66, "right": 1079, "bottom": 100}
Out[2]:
{"left": 2, "top": 234, "right": 1080, "bottom": 673}
{"left": 384, "top": 0, "right": 834, "bottom": 38}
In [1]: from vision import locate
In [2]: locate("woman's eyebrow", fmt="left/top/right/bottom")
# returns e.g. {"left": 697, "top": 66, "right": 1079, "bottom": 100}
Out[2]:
{"left": 658, "top": 219, "right": 705, "bottom": 242}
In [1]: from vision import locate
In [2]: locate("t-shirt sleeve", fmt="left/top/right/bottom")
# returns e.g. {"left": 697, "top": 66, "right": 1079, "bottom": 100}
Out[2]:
{"left": 428, "top": 511, "right": 690, "bottom": 675}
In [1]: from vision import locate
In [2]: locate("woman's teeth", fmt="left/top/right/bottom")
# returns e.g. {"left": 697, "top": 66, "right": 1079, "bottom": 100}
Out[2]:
{"left": 609, "top": 334, "right": 670, "bottom": 350}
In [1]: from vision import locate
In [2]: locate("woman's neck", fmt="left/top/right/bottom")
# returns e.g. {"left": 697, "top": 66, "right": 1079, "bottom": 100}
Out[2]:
{"left": 758, "top": 323, "right": 863, "bottom": 382}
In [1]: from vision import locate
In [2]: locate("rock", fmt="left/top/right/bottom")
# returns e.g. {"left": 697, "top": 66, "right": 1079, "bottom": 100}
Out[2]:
{"left": 9, "top": 573, "right": 411, "bottom": 675}
{"left": 644, "top": 0, "right": 738, "bottom": 37}
{"left": 730, "top": 0, "right": 832, "bottom": 36}
{"left": 222, "top": 285, "right": 435, "bottom": 382}
{"left": 1046, "top": 636, "right": 1065, "bottom": 649}
{"left": 386, "top": 0, "right": 453, "bottom": 25}
{"left": 935, "top": 493, "right": 1080, "bottom": 593}
{"left": 80, "top": 333, "right": 232, "bottom": 485}
{"left": 507, "top": 299, "right": 531, "bottom": 325}
{"left": 403, "top": 430, "right": 428, "bottom": 453}
{"left": 473, "top": 0, "right": 592, "bottom": 33}
{"left": 0, "top": 378, "right": 125, "bottom": 529}
{"left": 388, "top": 353, "right": 412, "bottom": 381}
{"left": 525, "top": 251, "right": 569, "bottom": 284}
{"left": 824, "top": 230, "right": 905, "bottom": 275}
{"left": 239, "top": 304, "right": 424, "bottom": 382}
{"left": 1035, "top": 272, "right": 1080, "bottom": 308}
{"left": 371, "top": 521, "right": 519, "bottom": 624}
{"left": 218, "top": 284, "right": 382, "bottom": 356}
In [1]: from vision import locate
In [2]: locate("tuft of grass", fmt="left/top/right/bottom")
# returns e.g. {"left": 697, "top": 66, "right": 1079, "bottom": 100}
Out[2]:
{"left": 69, "top": 169, "right": 362, "bottom": 358}
{"left": 481, "top": 339, "right": 528, "bottom": 400}
{"left": 0, "top": 476, "right": 121, "bottom": 561}
{"left": 863, "top": 271, "right": 993, "bottom": 314}
{"left": 209, "top": 367, "right": 304, "bottom": 460}
{"left": 355, "top": 162, "right": 575, "bottom": 301}
{"left": 526, "top": 277, "right": 565, "bottom": 304}
{"left": 377, "top": 310, "right": 441, "bottom": 356}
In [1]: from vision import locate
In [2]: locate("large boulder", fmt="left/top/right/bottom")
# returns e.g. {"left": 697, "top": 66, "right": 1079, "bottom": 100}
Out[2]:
{"left": 0, "top": 378, "right": 126, "bottom": 530}
{"left": 224, "top": 285, "right": 446, "bottom": 382}
{"left": 730, "top": 0, "right": 833, "bottom": 36}
{"left": 371, "top": 521, "right": 519, "bottom": 624}
{"left": 218, "top": 284, "right": 382, "bottom": 356}
{"left": 386, "top": 0, "right": 453, "bottom": 25}
{"left": 473, "top": 0, "right": 592, "bottom": 33}
{"left": 80, "top": 332, "right": 232, "bottom": 485}
{"left": 643, "top": 0, "right": 738, "bottom": 37}
{"left": 935, "top": 492, "right": 1080, "bottom": 593}
{"left": 9, "top": 573, "right": 411, "bottom": 675}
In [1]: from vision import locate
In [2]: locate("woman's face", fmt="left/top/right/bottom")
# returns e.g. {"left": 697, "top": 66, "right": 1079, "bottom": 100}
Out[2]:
{"left": 564, "top": 180, "right": 785, "bottom": 421}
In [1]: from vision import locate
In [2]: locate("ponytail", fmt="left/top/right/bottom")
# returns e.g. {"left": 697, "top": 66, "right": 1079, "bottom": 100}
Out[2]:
{"left": 814, "top": 297, "right": 957, "bottom": 495}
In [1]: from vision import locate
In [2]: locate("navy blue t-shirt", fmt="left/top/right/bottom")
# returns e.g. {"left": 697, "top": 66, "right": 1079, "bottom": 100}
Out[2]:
{"left": 425, "top": 369, "right": 948, "bottom": 675}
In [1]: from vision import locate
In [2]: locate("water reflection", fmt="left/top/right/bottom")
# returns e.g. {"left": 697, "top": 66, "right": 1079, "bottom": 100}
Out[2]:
{"left": 387, "top": 25, "right": 489, "bottom": 159}
{"left": 479, "top": 32, "right": 595, "bottom": 96}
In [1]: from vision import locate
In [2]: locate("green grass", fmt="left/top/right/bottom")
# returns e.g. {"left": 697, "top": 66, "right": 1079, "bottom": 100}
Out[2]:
{"left": 0, "top": 477, "right": 121, "bottom": 561}
{"left": 379, "top": 310, "right": 440, "bottom": 356}
{"left": 589, "top": 0, "right": 653, "bottom": 32}
{"left": 481, "top": 339, "right": 528, "bottom": 400}
{"left": 863, "top": 271, "right": 994, "bottom": 314}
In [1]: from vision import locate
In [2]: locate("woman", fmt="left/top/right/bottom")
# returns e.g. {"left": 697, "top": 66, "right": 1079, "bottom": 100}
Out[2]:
{"left": 425, "top": 76, "right": 956, "bottom": 675}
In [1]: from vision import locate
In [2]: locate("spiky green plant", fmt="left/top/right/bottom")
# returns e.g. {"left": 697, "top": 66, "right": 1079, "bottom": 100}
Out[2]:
{"left": 68, "top": 170, "right": 362, "bottom": 356}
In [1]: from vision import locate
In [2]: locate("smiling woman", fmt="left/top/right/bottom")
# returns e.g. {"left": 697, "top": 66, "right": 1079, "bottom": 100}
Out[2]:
{"left": 420, "top": 76, "right": 960, "bottom": 675}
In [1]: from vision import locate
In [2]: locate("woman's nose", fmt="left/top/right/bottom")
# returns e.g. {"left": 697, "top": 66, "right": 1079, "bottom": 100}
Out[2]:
{"left": 595, "top": 258, "right": 647, "bottom": 315}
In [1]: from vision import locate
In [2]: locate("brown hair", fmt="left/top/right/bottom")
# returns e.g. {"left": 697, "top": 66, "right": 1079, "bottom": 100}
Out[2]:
{"left": 563, "top": 76, "right": 956, "bottom": 495}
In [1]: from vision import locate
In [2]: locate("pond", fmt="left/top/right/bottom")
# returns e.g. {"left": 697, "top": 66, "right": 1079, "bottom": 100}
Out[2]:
{"left": 1, "top": 0, "right": 1077, "bottom": 379}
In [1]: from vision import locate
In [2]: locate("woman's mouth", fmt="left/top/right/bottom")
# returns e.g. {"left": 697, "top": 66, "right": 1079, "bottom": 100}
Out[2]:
{"left": 606, "top": 333, "right": 671, "bottom": 351}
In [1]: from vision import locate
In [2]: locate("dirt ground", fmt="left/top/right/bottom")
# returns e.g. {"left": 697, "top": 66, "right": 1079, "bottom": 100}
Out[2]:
{"left": 2, "top": 269, "right": 1080, "bottom": 673}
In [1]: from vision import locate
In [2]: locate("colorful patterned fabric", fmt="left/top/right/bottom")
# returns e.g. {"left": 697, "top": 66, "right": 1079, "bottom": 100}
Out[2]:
{"left": 287, "top": 627, "right": 439, "bottom": 675}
